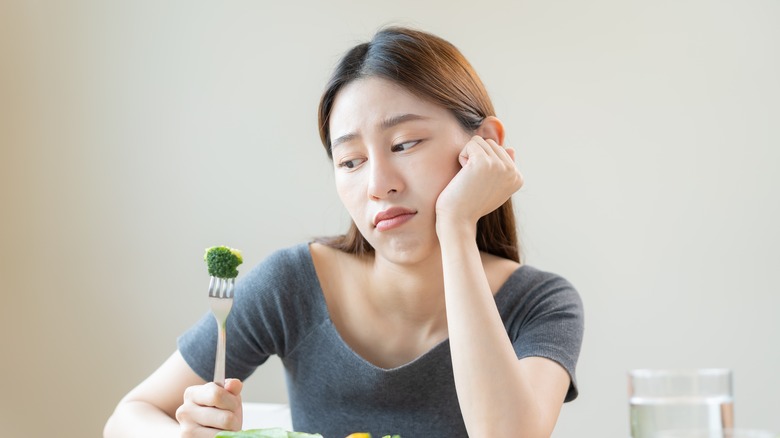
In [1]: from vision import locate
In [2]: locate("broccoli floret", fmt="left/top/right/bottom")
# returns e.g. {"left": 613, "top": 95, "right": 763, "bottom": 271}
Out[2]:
{"left": 204, "top": 246, "right": 243, "bottom": 278}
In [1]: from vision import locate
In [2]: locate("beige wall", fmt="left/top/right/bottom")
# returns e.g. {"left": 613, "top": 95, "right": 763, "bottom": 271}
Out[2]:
{"left": 1, "top": 1, "right": 778, "bottom": 436}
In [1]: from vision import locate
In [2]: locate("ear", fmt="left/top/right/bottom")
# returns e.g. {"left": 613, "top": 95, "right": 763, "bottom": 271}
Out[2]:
{"left": 474, "top": 116, "right": 505, "bottom": 145}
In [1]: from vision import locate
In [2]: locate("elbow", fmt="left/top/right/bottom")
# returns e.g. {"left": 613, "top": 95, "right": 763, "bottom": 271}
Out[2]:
{"left": 103, "top": 409, "right": 120, "bottom": 438}
{"left": 102, "top": 400, "right": 141, "bottom": 438}
{"left": 476, "top": 426, "right": 552, "bottom": 438}
{"left": 467, "top": 413, "right": 556, "bottom": 438}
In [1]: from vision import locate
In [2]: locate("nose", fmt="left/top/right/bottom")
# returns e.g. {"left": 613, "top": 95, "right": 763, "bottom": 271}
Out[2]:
{"left": 367, "top": 154, "right": 403, "bottom": 200}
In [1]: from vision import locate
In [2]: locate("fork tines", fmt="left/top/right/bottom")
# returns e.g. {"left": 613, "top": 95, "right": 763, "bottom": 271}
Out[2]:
{"left": 208, "top": 276, "right": 235, "bottom": 299}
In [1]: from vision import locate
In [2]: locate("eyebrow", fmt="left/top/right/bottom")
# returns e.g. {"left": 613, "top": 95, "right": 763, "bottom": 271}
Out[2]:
{"left": 330, "top": 113, "right": 430, "bottom": 149}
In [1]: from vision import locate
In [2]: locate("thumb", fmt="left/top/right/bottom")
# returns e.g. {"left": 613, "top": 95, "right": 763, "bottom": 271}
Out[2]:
{"left": 225, "top": 378, "right": 244, "bottom": 396}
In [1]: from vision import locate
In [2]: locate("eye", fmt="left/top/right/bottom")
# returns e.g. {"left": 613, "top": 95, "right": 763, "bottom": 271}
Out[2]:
{"left": 391, "top": 140, "right": 420, "bottom": 153}
{"left": 337, "top": 157, "right": 366, "bottom": 170}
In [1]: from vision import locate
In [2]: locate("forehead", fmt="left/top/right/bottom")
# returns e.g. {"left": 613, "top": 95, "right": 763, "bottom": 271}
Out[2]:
{"left": 329, "top": 77, "right": 452, "bottom": 135}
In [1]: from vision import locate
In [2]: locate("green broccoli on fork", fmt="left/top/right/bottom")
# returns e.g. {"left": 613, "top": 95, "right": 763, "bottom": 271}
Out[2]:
{"left": 204, "top": 246, "right": 243, "bottom": 279}
{"left": 204, "top": 245, "right": 243, "bottom": 387}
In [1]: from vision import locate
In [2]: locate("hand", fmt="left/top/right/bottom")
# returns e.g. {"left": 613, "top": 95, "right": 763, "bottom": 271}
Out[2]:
{"left": 176, "top": 379, "right": 244, "bottom": 437}
{"left": 435, "top": 136, "right": 524, "bottom": 232}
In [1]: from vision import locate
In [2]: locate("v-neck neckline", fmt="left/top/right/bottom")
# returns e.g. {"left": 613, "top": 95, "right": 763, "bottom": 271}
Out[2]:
{"left": 298, "top": 242, "right": 522, "bottom": 372}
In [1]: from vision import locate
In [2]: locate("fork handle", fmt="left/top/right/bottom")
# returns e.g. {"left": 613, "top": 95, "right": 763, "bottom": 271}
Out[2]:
{"left": 214, "top": 321, "right": 227, "bottom": 387}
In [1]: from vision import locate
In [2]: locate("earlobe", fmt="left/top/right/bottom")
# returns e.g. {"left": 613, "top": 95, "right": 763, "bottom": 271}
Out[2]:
{"left": 475, "top": 116, "right": 505, "bottom": 145}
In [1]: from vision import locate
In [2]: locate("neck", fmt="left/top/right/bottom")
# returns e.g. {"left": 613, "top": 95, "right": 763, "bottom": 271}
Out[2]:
{"left": 364, "top": 249, "right": 448, "bottom": 330}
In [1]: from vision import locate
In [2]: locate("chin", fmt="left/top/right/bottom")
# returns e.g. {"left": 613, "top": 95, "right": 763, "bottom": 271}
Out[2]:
{"left": 370, "top": 235, "right": 441, "bottom": 266}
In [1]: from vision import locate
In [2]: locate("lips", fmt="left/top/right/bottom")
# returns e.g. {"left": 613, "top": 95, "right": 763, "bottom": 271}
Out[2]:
{"left": 373, "top": 206, "right": 417, "bottom": 231}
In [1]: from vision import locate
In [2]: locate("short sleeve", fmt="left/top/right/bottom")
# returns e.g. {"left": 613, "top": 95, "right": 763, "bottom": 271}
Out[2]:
{"left": 177, "top": 244, "right": 325, "bottom": 382}
{"left": 496, "top": 266, "right": 584, "bottom": 402}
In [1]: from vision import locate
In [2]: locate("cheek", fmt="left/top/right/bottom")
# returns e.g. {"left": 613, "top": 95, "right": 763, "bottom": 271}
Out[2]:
{"left": 422, "top": 146, "right": 462, "bottom": 193}
{"left": 428, "top": 165, "right": 460, "bottom": 196}
{"left": 335, "top": 175, "right": 363, "bottom": 214}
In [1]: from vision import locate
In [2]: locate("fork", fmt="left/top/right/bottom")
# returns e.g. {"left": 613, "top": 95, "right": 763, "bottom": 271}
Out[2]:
{"left": 208, "top": 276, "right": 235, "bottom": 387}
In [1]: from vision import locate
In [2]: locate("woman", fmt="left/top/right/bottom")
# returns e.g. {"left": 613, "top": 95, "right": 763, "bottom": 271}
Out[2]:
{"left": 104, "top": 27, "right": 583, "bottom": 438}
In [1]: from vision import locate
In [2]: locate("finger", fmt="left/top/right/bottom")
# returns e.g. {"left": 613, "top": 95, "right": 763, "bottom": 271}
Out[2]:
{"left": 482, "top": 139, "right": 523, "bottom": 188}
{"left": 224, "top": 378, "right": 244, "bottom": 425}
{"left": 470, "top": 135, "right": 494, "bottom": 155}
{"left": 476, "top": 137, "right": 517, "bottom": 170}
{"left": 194, "top": 428, "right": 228, "bottom": 438}
{"left": 225, "top": 378, "right": 244, "bottom": 396}
{"left": 186, "top": 382, "right": 241, "bottom": 411}
{"left": 458, "top": 139, "right": 479, "bottom": 167}
{"left": 180, "top": 401, "right": 242, "bottom": 432}
{"left": 178, "top": 416, "right": 225, "bottom": 438}
{"left": 499, "top": 145, "right": 516, "bottom": 164}
{"left": 459, "top": 136, "right": 490, "bottom": 167}
{"left": 484, "top": 138, "right": 515, "bottom": 163}
{"left": 186, "top": 427, "right": 224, "bottom": 438}
{"left": 504, "top": 147, "right": 516, "bottom": 162}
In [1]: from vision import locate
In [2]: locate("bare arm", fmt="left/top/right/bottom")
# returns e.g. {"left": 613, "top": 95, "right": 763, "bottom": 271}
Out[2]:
{"left": 436, "top": 133, "right": 571, "bottom": 437}
{"left": 104, "top": 350, "right": 243, "bottom": 438}
{"left": 438, "top": 225, "right": 570, "bottom": 437}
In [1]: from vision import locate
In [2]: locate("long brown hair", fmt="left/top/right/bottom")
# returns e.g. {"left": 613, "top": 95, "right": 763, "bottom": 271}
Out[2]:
{"left": 316, "top": 27, "right": 520, "bottom": 262}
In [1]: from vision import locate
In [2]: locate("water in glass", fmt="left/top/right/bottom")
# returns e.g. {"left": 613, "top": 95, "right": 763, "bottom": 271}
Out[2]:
{"left": 630, "top": 395, "right": 734, "bottom": 438}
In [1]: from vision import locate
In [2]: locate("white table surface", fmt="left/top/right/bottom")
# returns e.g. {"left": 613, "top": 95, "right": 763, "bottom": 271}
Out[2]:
{"left": 242, "top": 403, "right": 293, "bottom": 430}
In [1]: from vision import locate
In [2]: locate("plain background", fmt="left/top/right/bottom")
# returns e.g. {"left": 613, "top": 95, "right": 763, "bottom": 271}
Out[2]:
{"left": 1, "top": 1, "right": 778, "bottom": 436}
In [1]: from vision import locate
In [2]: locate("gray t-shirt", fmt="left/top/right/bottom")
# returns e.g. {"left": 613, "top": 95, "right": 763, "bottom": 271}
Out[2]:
{"left": 178, "top": 243, "right": 584, "bottom": 437}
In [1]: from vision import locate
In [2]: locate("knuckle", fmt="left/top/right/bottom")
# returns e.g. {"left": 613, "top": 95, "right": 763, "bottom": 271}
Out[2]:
{"left": 190, "top": 382, "right": 220, "bottom": 406}
{"left": 175, "top": 402, "right": 191, "bottom": 424}
{"left": 178, "top": 398, "right": 202, "bottom": 417}
{"left": 183, "top": 384, "right": 199, "bottom": 400}
{"left": 206, "top": 382, "right": 221, "bottom": 398}
{"left": 217, "top": 409, "right": 239, "bottom": 430}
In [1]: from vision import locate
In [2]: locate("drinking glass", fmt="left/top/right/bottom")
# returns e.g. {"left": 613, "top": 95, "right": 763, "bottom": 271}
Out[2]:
{"left": 628, "top": 369, "right": 734, "bottom": 438}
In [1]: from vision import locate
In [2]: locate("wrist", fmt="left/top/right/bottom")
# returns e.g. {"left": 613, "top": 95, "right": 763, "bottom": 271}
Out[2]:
{"left": 436, "top": 215, "right": 478, "bottom": 244}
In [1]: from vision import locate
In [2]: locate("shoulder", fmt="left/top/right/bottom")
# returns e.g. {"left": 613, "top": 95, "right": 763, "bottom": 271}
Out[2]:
{"left": 308, "top": 241, "right": 362, "bottom": 266}
{"left": 495, "top": 264, "right": 583, "bottom": 324}
{"left": 259, "top": 242, "right": 313, "bottom": 271}
{"left": 481, "top": 252, "right": 522, "bottom": 295}
{"left": 229, "top": 242, "right": 329, "bottom": 356}
{"left": 240, "top": 243, "right": 316, "bottom": 287}
{"left": 233, "top": 242, "right": 324, "bottom": 315}
{"left": 308, "top": 241, "right": 370, "bottom": 286}
{"left": 505, "top": 265, "right": 579, "bottom": 298}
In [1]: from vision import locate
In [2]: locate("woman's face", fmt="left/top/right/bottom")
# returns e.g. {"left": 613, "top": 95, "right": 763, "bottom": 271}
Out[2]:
{"left": 328, "top": 77, "right": 472, "bottom": 265}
